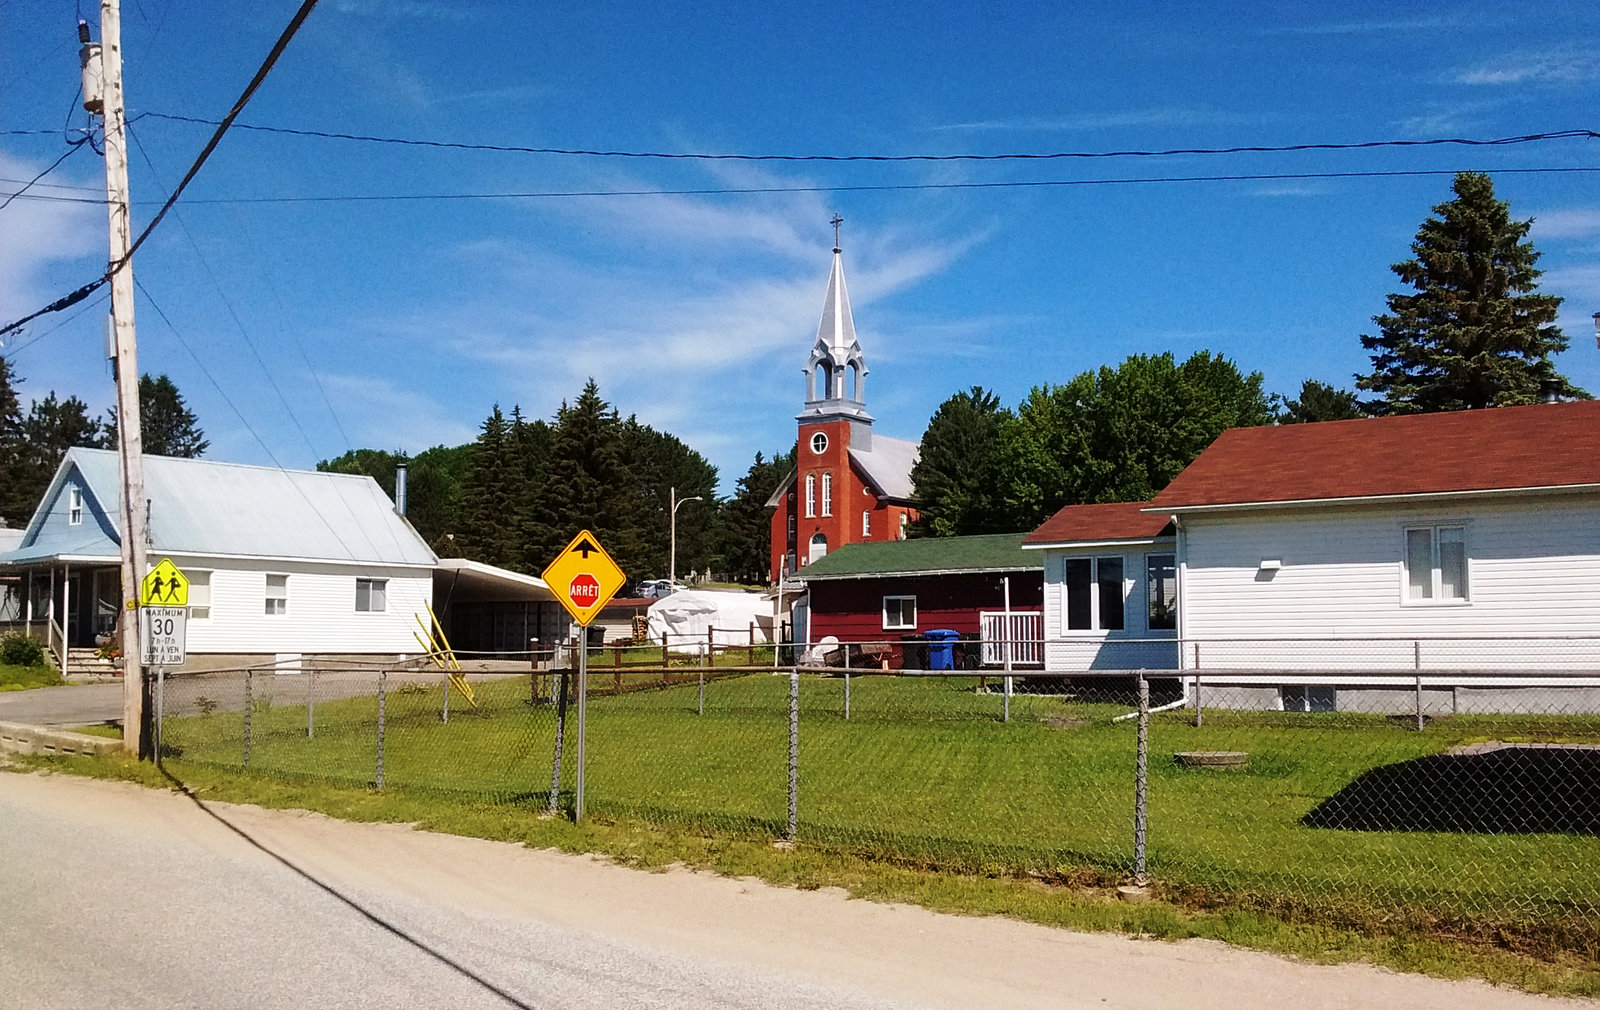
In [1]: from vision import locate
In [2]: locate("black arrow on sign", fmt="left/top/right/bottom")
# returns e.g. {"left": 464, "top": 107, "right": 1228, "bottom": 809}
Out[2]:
{"left": 571, "top": 537, "right": 601, "bottom": 558}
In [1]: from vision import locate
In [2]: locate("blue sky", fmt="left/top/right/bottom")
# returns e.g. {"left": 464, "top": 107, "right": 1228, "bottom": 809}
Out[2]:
{"left": 3, "top": 1, "right": 1598, "bottom": 493}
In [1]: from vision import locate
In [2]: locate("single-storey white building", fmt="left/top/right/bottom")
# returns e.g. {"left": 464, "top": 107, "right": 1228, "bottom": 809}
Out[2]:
{"left": 1027, "top": 401, "right": 1600, "bottom": 711}
{"left": 1021, "top": 502, "right": 1176, "bottom": 671}
{"left": 0, "top": 448, "right": 439, "bottom": 672}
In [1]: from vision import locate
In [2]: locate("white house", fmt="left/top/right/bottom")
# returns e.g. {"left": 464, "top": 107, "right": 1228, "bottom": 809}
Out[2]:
{"left": 1021, "top": 501, "right": 1177, "bottom": 671}
{"left": 0, "top": 448, "right": 438, "bottom": 672}
{"left": 1027, "top": 402, "right": 1600, "bottom": 711}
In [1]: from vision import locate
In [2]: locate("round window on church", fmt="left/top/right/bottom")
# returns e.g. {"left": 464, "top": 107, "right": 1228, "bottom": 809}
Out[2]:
{"left": 810, "top": 432, "right": 828, "bottom": 454}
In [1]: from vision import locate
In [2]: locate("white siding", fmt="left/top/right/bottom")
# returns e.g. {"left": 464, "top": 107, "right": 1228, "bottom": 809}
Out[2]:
{"left": 1180, "top": 494, "right": 1600, "bottom": 670}
{"left": 172, "top": 555, "right": 432, "bottom": 655}
{"left": 1039, "top": 544, "right": 1179, "bottom": 671}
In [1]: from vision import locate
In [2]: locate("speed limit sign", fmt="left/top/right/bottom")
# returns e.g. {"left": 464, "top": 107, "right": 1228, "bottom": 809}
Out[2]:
{"left": 140, "top": 606, "right": 187, "bottom": 666}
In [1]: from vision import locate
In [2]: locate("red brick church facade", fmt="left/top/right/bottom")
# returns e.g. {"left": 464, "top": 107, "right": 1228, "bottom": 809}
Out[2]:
{"left": 768, "top": 238, "right": 919, "bottom": 584}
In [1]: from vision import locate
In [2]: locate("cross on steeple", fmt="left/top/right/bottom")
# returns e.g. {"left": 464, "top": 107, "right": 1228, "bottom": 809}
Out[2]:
{"left": 831, "top": 213, "right": 844, "bottom": 253}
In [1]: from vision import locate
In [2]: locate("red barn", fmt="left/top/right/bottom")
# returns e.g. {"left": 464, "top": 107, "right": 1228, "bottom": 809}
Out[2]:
{"left": 792, "top": 533, "right": 1044, "bottom": 668}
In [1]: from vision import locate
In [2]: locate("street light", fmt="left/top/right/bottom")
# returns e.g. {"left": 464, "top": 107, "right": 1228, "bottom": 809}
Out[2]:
{"left": 670, "top": 486, "right": 704, "bottom": 587}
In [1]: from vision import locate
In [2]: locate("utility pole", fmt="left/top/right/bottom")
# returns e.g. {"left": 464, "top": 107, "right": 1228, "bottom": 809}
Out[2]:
{"left": 82, "top": 0, "right": 151, "bottom": 757}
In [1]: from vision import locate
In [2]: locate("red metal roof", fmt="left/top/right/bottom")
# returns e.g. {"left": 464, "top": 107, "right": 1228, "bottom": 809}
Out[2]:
{"left": 1024, "top": 501, "right": 1174, "bottom": 546}
{"left": 1150, "top": 401, "right": 1600, "bottom": 510}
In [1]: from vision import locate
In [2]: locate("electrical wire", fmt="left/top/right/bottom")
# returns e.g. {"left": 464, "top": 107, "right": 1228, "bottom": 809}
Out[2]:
{"left": 125, "top": 122, "right": 340, "bottom": 464}
{"left": 0, "top": 140, "right": 90, "bottom": 212}
{"left": 0, "top": 0, "right": 322, "bottom": 340}
{"left": 135, "top": 277, "right": 373, "bottom": 561}
{"left": 6, "top": 163, "right": 1597, "bottom": 209}
{"left": 134, "top": 114, "right": 1600, "bottom": 163}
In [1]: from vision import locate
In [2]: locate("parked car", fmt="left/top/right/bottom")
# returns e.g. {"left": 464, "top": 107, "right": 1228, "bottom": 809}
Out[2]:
{"left": 635, "top": 579, "right": 688, "bottom": 599}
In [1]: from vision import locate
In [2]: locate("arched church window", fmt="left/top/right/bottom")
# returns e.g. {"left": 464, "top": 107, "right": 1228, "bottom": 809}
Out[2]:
{"left": 809, "top": 533, "right": 828, "bottom": 564}
{"left": 821, "top": 472, "right": 833, "bottom": 516}
{"left": 804, "top": 474, "right": 816, "bottom": 518}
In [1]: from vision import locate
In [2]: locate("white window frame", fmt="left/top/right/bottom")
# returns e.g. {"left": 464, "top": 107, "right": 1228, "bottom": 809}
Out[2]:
{"left": 265, "top": 573, "right": 288, "bottom": 616}
{"left": 1402, "top": 523, "right": 1469, "bottom": 605}
{"left": 355, "top": 577, "right": 388, "bottom": 613}
{"left": 1060, "top": 555, "right": 1128, "bottom": 633}
{"left": 68, "top": 487, "right": 83, "bottom": 525}
{"left": 882, "top": 595, "right": 917, "bottom": 630}
{"left": 821, "top": 472, "right": 833, "bottom": 517}
{"left": 804, "top": 474, "right": 816, "bottom": 518}
{"left": 187, "top": 569, "right": 212, "bottom": 621}
{"left": 862, "top": 511, "right": 871, "bottom": 537}
{"left": 810, "top": 431, "right": 828, "bottom": 454}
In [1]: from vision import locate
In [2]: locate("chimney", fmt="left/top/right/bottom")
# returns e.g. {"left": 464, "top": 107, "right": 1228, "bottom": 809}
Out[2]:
{"left": 1539, "top": 379, "right": 1562, "bottom": 405}
{"left": 395, "top": 464, "right": 408, "bottom": 515}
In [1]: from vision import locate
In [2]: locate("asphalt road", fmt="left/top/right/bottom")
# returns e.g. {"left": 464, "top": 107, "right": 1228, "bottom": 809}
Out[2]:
{"left": 0, "top": 772, "right": 1584, "bottom": 1010}
{"left": 0, "top": 682, "right": 122, "bottom": 726}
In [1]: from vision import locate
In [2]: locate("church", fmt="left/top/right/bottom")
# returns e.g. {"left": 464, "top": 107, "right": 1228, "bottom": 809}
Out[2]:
{"left": 767, "top": 226, "right": 920, "bottom": 585}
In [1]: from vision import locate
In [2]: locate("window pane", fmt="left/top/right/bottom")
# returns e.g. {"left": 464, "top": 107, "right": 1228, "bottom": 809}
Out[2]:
{"left": 371, "top": 580, "right": 387, "bottom": 611}
{"left": 1146, "top": 554, "right": 1177, "bottom": 630}
{"left": 1406, "top": 529, "right": 1434, "bottom": 599}
{"left": 356, "top": 580, "right": 371, "bottom": 611}
{"left": 1064, "top": 559, "right": 1092, "bottom": 630}
{"left": 1438, "top": 528, "right": 1466, "bottom": 600}
{"left": 1097, "top": 556, "right": 1124, "bottom": 631}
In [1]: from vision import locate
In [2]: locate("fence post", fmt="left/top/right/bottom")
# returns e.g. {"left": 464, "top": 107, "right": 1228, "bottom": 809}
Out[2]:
{"left": 376, "top": 668, "right": 386, "bottom": 792}
{"left": 1134, "top": 672, "right": 1149, "bottom": 886}
{"left": 155, "top": 666, "right": 164, "bottom": 765}
{"left": 548, "top": 671, "right": 568, "bottom": 817}
{"left": 1192, "top": 641, "right": 1202, "bottom": 728}
{"left": 1414, "top": 639, "right": 1424, "bottom": 732}
{"left": 244, "top": 667, "right": 253, "bottom": 767}
{"left": 788, "top": 666, "right": 799, "bottom": 844}
{"left": 844, "top": 670, "right": 850, "bottom": 720}
{"left": 698, "top": 666, "right": 705, "bottom": 716}
{"left": 307, "top": 665, "right": 316, "bottom": 738}
{"left": 442, "top": 671, "right": 450, "bottom": 723}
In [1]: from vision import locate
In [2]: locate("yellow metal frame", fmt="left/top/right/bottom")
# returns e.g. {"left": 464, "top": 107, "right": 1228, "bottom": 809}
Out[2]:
{"left": 413, "top": 606, "right": 476, "bottom": 707}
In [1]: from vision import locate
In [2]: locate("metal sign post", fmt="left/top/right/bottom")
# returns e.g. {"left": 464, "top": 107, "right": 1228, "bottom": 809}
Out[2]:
{"left": 541, "top": 530, "right": 626, "bottom": 822}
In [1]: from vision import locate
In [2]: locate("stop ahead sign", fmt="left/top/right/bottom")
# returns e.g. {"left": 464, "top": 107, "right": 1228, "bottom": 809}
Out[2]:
{"left": 542, "top": 530, "right": 626, "bottom": 626}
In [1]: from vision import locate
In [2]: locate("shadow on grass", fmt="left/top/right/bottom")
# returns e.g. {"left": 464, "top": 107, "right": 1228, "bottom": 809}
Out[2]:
{"left": 1303, "top": 745, "right": 1600, "bottom": 835}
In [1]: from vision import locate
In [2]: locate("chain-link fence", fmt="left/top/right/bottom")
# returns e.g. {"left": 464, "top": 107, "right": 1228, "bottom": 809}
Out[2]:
{"left": 154, "top": 636, "right": 1600, "bottom": 954}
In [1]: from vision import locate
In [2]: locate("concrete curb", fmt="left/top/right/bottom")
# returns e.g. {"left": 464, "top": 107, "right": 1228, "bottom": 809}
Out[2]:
{"left": 0, "top": 721, "right": 121, "bottom": 758}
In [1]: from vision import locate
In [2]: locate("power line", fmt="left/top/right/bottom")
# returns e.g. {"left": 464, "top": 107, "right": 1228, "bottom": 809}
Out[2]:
{"left": 0, "top": 139, "right": 91, "bottom": 211}
{"left": 0, "top": 0, "right": 322, "bottom": 340}
{"left": 133, "top": 114, "right": 1600, "bottom": 163}
{"left": 6, "top": 164, "right": 1597, "bottom": 209}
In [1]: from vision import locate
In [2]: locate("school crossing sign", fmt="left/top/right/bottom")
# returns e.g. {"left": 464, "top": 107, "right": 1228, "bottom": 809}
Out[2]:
{"left": 542, "top": 530, "right": 625, "bottom": 626}
{"left": 139, "top": 558, "right": 189, "bottom": 665}
{"left": 140, "top": 558, "right": 189, "bottom": 607}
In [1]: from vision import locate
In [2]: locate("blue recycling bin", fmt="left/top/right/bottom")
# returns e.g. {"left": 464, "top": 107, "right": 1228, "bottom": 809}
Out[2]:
{"left": 925, "top": 629, "right": 961, "bottom": 671}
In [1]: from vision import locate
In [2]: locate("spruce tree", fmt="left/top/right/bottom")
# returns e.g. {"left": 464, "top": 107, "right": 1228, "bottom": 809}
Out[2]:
{"left": 716, "top": 448, "right": 793, "bottom": 584}
{"left": 104, "top": 374, "right": 208, "bottom": 457}
{"left": 538, "top": 381, "right": 648, "bottom": 577}
{"left": 455, "top": 406, "right": 521, "bottom": 567}
{"left": 1357, "top": 172, "right": 1582, "bottom": 413}
{"left": 1277, "top": 380, "right": 1365, "bottom": 423}
{"left": 0, "top": 356, "right": 27, "bottom": 527}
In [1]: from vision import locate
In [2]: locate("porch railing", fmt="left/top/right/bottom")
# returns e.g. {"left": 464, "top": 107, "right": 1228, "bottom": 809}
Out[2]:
{"left": 46, "top": 617, "right": 66, "bottom": 672}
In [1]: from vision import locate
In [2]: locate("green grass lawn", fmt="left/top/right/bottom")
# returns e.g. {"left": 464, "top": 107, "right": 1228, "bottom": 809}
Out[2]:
{"left": 0, "top": 663, "right": 64, "bottom": 691}
{"left": 157, "top": 671, "right": 1600, "bottom": 953}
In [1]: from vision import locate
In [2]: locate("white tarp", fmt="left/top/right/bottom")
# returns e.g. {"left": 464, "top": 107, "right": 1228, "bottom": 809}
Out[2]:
{"left": 647, "top": 590, "right": 773, "bottom": 653}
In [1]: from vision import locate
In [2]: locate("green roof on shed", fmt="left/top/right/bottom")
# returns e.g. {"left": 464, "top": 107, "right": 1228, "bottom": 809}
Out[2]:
{"left": 793, "top": 533, "right": 1039, "bottom": 580}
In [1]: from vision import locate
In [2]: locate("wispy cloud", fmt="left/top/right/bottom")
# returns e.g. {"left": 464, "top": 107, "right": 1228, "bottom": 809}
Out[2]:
{"left": 1453, "top": 48, "right": 1600, "bottom": 86}
{"left": 1262, "top": 16, "right": 1463, "bottom": 36}
{"left": 1531, "top": 208, "right": 1600, "bottom": 241}
{"left": 0, "top": 152, "right": 102, "bottom": 333}
{"left": 316, "top": 372, "right": 478, "bottom": 453}
{"left": 930, "top": 107, "right": 1260, "bottom": 134}
{"left": 327, "top": 0, "right": 481, "bottom": 21}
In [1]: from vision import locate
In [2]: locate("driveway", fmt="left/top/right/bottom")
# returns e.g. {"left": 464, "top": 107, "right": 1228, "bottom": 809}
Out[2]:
{"left": 0, "top": 682, "right": 123, "bottom": 727}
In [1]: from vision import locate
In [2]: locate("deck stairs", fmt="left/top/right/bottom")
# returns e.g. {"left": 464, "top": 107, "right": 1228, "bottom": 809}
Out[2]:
{"left": 64, "top": 647, "right": 121, "bottom": 680}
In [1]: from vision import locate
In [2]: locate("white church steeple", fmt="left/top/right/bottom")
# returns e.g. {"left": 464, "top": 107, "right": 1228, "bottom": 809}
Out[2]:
{"left": 801, "top": 215, "right": 872, "bottom": 423}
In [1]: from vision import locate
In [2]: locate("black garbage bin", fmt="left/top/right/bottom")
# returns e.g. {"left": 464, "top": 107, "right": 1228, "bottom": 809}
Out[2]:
{"left": 900, "top": 633, "right": 927, "bottom": 670}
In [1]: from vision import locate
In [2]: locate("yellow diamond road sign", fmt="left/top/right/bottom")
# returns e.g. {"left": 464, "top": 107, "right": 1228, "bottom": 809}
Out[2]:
{"left": 140, "top": 558, "right": 189, "bottom": 607}
{"left": 542, "top": 530, "right": 625, "bottom": 627}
